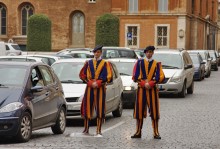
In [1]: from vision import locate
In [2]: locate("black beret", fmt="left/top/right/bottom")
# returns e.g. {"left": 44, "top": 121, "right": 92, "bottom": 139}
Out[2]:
{"left": 93, "top": 45, "right": 103, "bottom": 52}
{"left": 144, "top": 46, "right": 155, "bottom": 53}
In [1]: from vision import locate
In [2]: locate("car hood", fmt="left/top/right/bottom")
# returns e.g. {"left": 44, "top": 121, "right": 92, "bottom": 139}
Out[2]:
{"left": 0, "top": 87, "right": 23, "bottom": 107}
{"left": 62, "top": 83, "right": 86, "bottom": 98}
{"left": 163, "top": 69, "right": 183, "bottom": 78}
{"left": 120, "top": 76, "right": 137, "bottom": 87}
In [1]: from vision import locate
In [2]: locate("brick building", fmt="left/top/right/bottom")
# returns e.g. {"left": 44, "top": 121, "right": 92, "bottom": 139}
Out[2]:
{"left": 0, "top": 0, "right": 218, "bottom": 51}
{"left": 112, "top": 0, "right": 219, "bottom": 50}
{"left": 0, "top": 0, "right": 111, "bottom": 51}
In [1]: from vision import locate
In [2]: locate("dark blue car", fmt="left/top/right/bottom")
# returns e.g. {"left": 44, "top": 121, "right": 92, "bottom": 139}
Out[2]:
{"left": 189, "top": 53, "right": 206, "bottom": 81}
{"left": 0, "top": 62, "right": 66, "bottom": 142}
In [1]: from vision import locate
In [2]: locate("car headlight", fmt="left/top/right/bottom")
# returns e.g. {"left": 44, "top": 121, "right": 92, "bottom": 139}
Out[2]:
{"left": 124, "top": 86, "right": 135, "bottom": 91}
{"left": 170, "top": 76, "right": 182, "bottom": 83}
{"left": 0, "top": 102, "right": 23, "bottom": 113}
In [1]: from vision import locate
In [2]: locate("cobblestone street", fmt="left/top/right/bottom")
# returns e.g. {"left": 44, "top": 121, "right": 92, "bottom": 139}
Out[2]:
{"left": 0, "top": 70, "right": 220, "bottom": 149}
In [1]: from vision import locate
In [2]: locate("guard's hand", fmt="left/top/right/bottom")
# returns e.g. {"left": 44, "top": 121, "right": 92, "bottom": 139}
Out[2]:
{"left": 145, "top": 83, "right": 151, "bottom": 89}
{"left": 92, "top": 82, "right": 98, "bottom": 88}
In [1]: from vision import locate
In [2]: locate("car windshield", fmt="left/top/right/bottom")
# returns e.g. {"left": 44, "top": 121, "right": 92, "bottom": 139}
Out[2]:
{"left": 11, "top": 45, "right": 21, "bottom": 50}
{"left": 0, "top": 66, "right": 27, "bottom": 86}
{"left": 153, "top": 53, "right": 183, "bottom": 69}
{"left": 69, "top": 53, "right": 92, "bottom": 58}
{"left": 102, "top": 49, "right": 137, "bottom": 59}
{"left": 209, "top": 51, "right": 216, "bottom": 60}
{"left": 113, "top": 62, "right": 135, "bottom": 76}
{"left": 189, "top": 55, "right": 200, "bottom": 64}
{"left": 52, "top": 62, "right": 84, "bottom": 83}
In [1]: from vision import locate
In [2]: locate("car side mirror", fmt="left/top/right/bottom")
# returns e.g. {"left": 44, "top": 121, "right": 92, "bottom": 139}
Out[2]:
{"left": 31, "top": 86, "right": 43, "bottom": 92}
{"left": 184, "top": 64, "right": 193, "bottom": 69}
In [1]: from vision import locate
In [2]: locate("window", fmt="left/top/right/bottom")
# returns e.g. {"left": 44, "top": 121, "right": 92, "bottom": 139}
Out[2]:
{"left": 128, "top": 0, "right": 138, "bottom": 13}
{"left": 158, "top": 0, "right": 168, "bottom": 12}
{"left": 192, "top": 0, "right": 195, "bottom": 14}
{"left": 72, "top": 12, "right": 85, "bottom": 46}
{"left": 39, "top": 66, "right": 54, "bottom": 85}
{"left": 126, "top": 25, "right": 139, "bottom": 48}
{"left": 21, "top": 4, "right": 34, "bottom": 35}
{"left": 155, "top": 24, "right": 170, "bottom": 48}
{"left": 88, "top": 0, "right": 96, "bottom": 3}
{"left": 0, "top": 4, "right": 6, "bottom": 35}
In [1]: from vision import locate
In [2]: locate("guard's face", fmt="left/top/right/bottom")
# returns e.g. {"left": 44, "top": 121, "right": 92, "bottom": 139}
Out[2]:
{"left": 145, "top": 50, "right": 154, "bottom": 59}
{"left": 94, "top": 50, "right": 102, "bottom": 59}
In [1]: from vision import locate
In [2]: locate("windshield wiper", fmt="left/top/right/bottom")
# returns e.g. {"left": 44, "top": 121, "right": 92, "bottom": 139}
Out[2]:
{"left": 162, "top": 65, "right": 179, "bottom": 69}
{"left": 61, "top": 80, "right": 83, "bottom": 84}
{"left": 119, "top": 73, "right": 130, "bottom": 76}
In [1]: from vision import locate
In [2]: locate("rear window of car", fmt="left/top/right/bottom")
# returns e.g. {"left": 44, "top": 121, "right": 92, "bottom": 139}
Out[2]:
{"left": 102, "top": 49, "right": 137, "bottom": 59}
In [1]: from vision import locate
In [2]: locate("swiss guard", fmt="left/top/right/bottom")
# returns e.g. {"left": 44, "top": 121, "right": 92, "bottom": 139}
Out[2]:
{"left": 131, "top": 45, "right": 165, "bottom": 139}
{"left": 79, "top": 45, "right": 113, "bottom": 136}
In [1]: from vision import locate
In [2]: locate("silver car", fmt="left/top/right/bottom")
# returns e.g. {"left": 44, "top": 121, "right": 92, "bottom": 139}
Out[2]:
{"left": 52, "top": 59, "right": 123, "bottom": 119}
{"left": 188, "top": 50, "right": 212, "bottom": 77}
{"left": 153, "top": 49, "right": 194, "bottom": 98}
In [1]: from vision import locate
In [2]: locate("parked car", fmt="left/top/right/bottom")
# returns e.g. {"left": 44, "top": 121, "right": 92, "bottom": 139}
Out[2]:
{"left": 189, "top": 53, "right": 205, "bottom": 81}
{"left": 24, "top": 54, "right": 60, "bottom": 66}
{"left": 110, "top": 59, "right": 137, "bottom": 108}
{"left": 134, "top": 49, "right": 145, "bottom": 58}
{"left": 56, "top": 48, "right": 92, "bottom": 55}
{"left": 0, "top": 41, "right": 6, "bottom": 56}
{"left": 153, "top": 49, "right": 194, "bottom": 98}
{"left": 5, "top": 42, "right": 22, "bottom": 56}
{"left": 102, "top": 47, "right": 138, "bottom": 59}
{"left": 209, "top": 50, "right": 218, "bottom": 71}
{"left": 188, "top": 50, "right": 212, "bottom": 77}
{"left": 0, "top": 61, "right": 66, "bottom": 142}
{"left": 215, "top": 50, "right": 220, "bottom": 66}
{"left": 51, "top": 59, "right": 123, "bottom": 119}
{"left": 56, "top": 49, "right": 93, "bottom": 58}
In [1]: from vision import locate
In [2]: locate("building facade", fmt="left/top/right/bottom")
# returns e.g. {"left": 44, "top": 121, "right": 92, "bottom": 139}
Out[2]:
{"left": 111, "top": 0, "right": 219, "bottom": 50}
{"left": 0, "top": 0, "right": 111, "bottom": 51}
{"left": 0, "top": 0, "right": 218, "bottom": 51}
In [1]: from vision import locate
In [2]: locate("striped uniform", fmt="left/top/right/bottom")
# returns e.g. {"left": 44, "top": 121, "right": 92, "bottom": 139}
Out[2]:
{"left": 133, "top": 58, "right": 165, "bottom": 120}
{"left": 79, "top": 59, "right": 113, "bottom": 120}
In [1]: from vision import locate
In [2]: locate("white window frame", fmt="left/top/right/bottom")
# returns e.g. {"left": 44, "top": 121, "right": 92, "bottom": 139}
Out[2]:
{"left": 125, "top": 24, "right": 140, "bottom": 48}
{"left": 154, "top": 24, "right": 170, "bottom": 48}
{"left": 128, "top": 0, "right": 138, "bottom": 13}
{"left": 88, "top": 0, "right": 96, "bottom": 3}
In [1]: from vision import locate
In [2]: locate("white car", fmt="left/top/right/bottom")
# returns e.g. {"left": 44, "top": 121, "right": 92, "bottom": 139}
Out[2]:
{"left": 109, "top": 59, "right": 137, "bottom": 108}
{"left": 56, "top": 48, "right": 93, "bottom": 58}
{"left": 5, "top": 42, "right": 22, "bottom": 56}
{"left": 23, "top": 54, "right": 60, "bottom": 66}
{"left": 52, "top": 59, "right": 123, "bottom": 119}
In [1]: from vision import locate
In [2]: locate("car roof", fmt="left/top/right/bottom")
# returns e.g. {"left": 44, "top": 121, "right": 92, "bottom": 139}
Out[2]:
{"left": 108, "top": 58, "right": 137, "bottom": 63}
{"left": 154, "top": 49, "right": 183, "bottom": 54}
{"left": 24, "top": 54, "right": 60, "bottom": 60}
{"left": 102, "top": 47, "right": 132, "bottom": 50}
{"left": 52, "top": 58, "right": 90, "bottom": 64}
{"left": 0, "top": 61, "right": 45, "bottom": 67}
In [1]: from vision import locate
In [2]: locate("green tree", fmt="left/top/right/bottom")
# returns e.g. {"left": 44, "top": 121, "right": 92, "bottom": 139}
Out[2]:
{"left": 27, "top": 14, "right": 51, "bottom": 51}
{"left": 96, "top": 13, "right": 119, "bottom": 46}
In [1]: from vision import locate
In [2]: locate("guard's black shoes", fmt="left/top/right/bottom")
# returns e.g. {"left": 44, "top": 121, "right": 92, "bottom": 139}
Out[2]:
{"left": 154, "top": 135, "right": 161, "bottom": 139}
{"left": 131, "top": 133, "right": 141, "bottom": 138}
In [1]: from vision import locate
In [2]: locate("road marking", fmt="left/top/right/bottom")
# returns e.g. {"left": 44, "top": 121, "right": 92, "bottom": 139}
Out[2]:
{"left": 69, "top": 121, "right": 125, "bottom": 138}
{"left": 102, "top": 121, "right": 125, "bottom": 133}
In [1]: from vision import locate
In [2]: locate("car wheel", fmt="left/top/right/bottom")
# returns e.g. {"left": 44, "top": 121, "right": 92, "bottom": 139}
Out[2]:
{"left": 51, "top": 107, "right": 66, "bottom": 134}
{"left": 15, "top": 112, "right": 32, "bottom": 142}
{"left": 178, "top": 82, "right": 186, "bottom": 98}
{"left": 187, "top": 81, "right": 194, "bottom": 94}
{"left": 112, "top": 96, "right": 123, "bottom": 117}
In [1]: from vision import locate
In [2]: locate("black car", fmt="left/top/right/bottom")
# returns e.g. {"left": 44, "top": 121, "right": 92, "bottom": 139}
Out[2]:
{"left": 0, "top": 62, "right": 66, "bottom": 142}
{"left": 189, "top": 53, "right": 206, "bottom": 81}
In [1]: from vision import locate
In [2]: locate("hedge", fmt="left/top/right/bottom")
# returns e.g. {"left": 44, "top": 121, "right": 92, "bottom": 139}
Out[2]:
{"left": 27, "top": 14, "right": 51, "bottom": 51}
{"left": 96, "top": 13, "right": 119, "bottom": 46}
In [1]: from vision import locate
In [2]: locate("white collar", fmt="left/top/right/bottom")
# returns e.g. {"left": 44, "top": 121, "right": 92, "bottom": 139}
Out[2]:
{"left": 94, "top": 56, "right": 102, "bottom": 61}
{"left": 145, "top": 57, "right": 153, "bottom": 62}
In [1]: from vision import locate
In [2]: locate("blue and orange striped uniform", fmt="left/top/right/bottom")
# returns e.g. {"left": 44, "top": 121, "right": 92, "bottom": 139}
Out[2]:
{"left": 79, "top": 59, "right": 113, "bottom": 120}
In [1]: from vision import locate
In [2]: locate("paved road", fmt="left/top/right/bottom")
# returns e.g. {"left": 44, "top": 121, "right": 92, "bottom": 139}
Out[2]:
{"left": 0, "top": 69, "right": 220, "bottom": 149}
